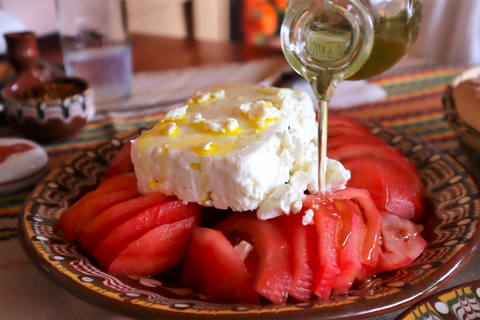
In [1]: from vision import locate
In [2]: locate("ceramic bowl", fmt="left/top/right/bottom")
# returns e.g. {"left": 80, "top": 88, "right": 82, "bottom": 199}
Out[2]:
{"left": 443, "top": 65, "right": 480, "bottom": 162}
{"left": 1, "top": 77, "right": 95, "bottom": 143}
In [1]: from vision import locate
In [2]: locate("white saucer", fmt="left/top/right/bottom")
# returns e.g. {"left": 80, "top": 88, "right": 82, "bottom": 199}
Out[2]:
{"left": 0, "top": 138, "right": 48, "bottom": 195}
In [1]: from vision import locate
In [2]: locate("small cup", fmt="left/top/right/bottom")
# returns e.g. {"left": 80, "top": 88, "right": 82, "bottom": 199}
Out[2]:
{"left": 55, "top": 0, "right": 132, "bottom": 105}
{"left": 1, "top": 77, "right": 94, "bottom": 143}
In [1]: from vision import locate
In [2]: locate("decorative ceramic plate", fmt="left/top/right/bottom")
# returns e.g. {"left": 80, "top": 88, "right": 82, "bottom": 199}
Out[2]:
{"left": 397, "top": 279, "right": 480, "bottom": 320}
{"left": 18, "top": 123, "right": 480, "bottom": 320}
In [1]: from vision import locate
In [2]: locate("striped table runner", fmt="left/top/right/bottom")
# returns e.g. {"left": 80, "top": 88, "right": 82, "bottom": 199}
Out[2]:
{"left": 0, "top": 64, "right": 468, "bottom": 241}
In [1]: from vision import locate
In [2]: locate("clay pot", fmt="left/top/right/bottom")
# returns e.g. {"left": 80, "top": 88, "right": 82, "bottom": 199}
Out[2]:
{"left": 1, "top": 32, "right": 95, "bottom": 143}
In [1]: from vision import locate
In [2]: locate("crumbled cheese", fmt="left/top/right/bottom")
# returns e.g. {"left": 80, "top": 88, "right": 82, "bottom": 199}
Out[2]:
{"left": 234, "top": 240, "right": 254, "bottom": 260}
{"left": 164, "top": 105, "right": 188, "bottom": 121}
{"left": 302, "top": 209, "right": 315, "bottom": 225}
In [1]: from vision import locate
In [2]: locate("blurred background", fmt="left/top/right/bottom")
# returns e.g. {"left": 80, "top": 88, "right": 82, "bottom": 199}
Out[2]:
{"left": 0, "top": 0, "right": 479, "bottom": 67}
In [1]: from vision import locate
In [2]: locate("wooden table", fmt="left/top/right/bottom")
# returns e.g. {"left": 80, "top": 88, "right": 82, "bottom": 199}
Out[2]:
{"left": 37, "top": 33, "right": 284, "bottom": 72}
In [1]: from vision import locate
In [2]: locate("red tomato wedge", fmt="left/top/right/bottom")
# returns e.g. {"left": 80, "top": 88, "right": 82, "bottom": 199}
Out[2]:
{"left": 377, "top": 211, "right": 427, "bottom": 271}
{"left": 328, "top": 114, "right": 367, "bottom": 128}
{"left": 329, "top": 188, "right": 382, "bottom": 270}
{"left": 328, "top": 143, "right": 424, "bottom": 195}
{"left": 71, "top": 187, "right": 140, "bottom": 239}
{"left": 275, "top": 213, "right": 316, "bottom": 302}
{"left": 93, "top": 200, "right": 202, "bottom": 269}
{"left": 105, "top": 139, "right": 135, "bottom": 179}
{"left": 96, "top": 171, "right": 137, "bottom": 191}
{"left": 108, "top": 216, "right": 198, "bottom": 276}
{"left": 327, "top": 134, "right": 386, "bottom": 150}
{"left": 182, "top": 227, "right": 260, "bottom": 304}
{"left": 341, "top": 156, "right": 425, "bottom": 222}
{"left": 328, "top": 124, "right": 373, "bottom": 138}
{"left": 56, "top": 172, "right": 137, "bottom": 240}
{"left": 304, "top": 196, "right": 340, "bottom": 300}
{"left": 214, "top": 212, "right": 292, "bottom": 304}
{"left": 331, "top": 199, "right": 363, "bottom": 293}
{"left": 77, "top": 192, "right": 176, "bottom": 253}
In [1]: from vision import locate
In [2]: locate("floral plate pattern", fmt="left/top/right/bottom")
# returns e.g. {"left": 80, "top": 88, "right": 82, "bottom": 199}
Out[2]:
{"left": 18, "top": 123, "right": 480, "bottom": 320}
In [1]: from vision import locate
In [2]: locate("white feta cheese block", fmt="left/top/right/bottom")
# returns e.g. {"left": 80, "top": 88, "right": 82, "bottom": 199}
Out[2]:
{"left": 131, "top": 83, "right": 318, "bottom": 212}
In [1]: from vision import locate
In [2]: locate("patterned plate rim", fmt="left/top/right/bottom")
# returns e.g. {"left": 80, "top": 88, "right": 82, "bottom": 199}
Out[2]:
{"left": 397, "top": 278, "right": 480, "bottom": 319}
{"left": 18, "top": 123, "right": 480, "bottom": 320}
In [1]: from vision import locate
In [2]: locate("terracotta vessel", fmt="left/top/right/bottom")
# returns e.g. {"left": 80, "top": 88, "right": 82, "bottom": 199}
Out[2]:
{"left": 1, "top": 32, "right": 94, "bottom": 143}
{"left": 3, "top": 31, "right": 51, "bottom": 96}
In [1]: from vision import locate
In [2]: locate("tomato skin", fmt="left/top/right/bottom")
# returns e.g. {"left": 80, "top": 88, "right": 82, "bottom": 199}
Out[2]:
{"left": 108, "top": 216, "right": 198, "bottom": 276}
{"left": 105, "top": 139, "right": 135, "bottom": 179}
{"left": 341, "top": 157, "right": 424, "bottom": 222}
{"left": 214, "top": 212, "right": 292, "bottom": 304}
{"left": 56, "top": 173, "right": 137, "bottom": 240}
{"left": 77, "top": 191, "right": 175, "bottom": 253}
{"left": 327, "top": 134, "right": 386, "bottom": 150}
{"left": 328, "top": 124, "right": 373, "bottom": 138}
{"left": 331, "top": 199, "right": 363, "bottom": 293}
{"left": 328, "top": 114, "right": 367, "bottom": 129}
{"left": 377, "top": 211, "right": 427, "bottom": 271}
{"left": 330, "top": 188, "right": 382, "bottom": 269}
{"left": 182, "top": 227, "right": 260, "bottom": 304}
{"left": 328, "top": 142, "right": 426, "bottom": 221}
{"left": 275, "top": 213, "right": 316, "bottom": 302}
{"left": 93, "top": 200, "right": 202, "bottom": 269}
{"left": 304, "top": 196, "right": 340, "bottom": 300}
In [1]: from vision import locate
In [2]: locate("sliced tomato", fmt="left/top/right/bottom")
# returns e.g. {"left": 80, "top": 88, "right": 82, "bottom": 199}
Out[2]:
{"left": 214, "top": 212, "right": 292, "bottom": 304}
{"left": 108, "top": 216, "right": 198, "bottom": 276}
{"left": 341, "top": 157, "right": 425, "bottom": 222}
{"left": 329, "top": 188, "right": 382, "bottom": 270}
{"left": 328, "top": 142, "right": 425, "bottom": 198}
{"left": 377, "top": 211, "right": 427, "bottom": 271}
{"left": 303, "top": 196, "right": 341, "bottom": 300}
{"left": 328, "top": 114, "right": 366, "bottom": 129}
{"left": 77, "top": 191, "right": 176, "bottom": 253}
{"left": 93, "top": 200, "right": 202, "bottom": 269}
{"left": 275, "top": 213, "right": 316, "bottom": 302}
{"left": 182, "top": 227, "right": 260, "bottom": 304}
{"left": 56, "top": 172, "right": 137, "bottom": 240}
{"left": 72, "top": 187, "right": 140, "bottom": 238}
{"left": 327, "top": 124, "right": 373, "bottom": 138}
{"left": 105, "top": 139, "right": 135, "bottom": 179}
{"left": 331, "top": 199, "right": 363, "bottom": 293}
{"left": 327, "top": 134, "right": 386, "bottom": 150}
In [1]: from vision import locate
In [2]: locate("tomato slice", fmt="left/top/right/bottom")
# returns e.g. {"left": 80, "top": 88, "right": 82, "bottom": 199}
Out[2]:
{"left": 214, "top": 212, "right": 292, "bottom": 304}
{"left": 328, "top": 124, "right": 373, "bottom": 138}
{"left": 93, "top": 200, "right": 202, "bottom": 269}
{"left": 108, "top": 216, "right": 198, "bottom": 276}
{"left": 377, "top": 211, "right": 427, "bottom": 271}
{"left": 105, "top": 139, "right": 135, "bottom": 179}
{"left": 328, "top": 114, "right": 366, "bottom": 129}
{"left": 330, "top": 188, "right": 382, "bottom": 269}
{"left": 96, "top": 172, "right": 136, "bottom": 191}
{"left": 72, "top": 187, "right": 140, "bottom": 239}
{"left": 275, "top": 213, "right": 316, "bottom": 302}
{"left": 341, "top": 157, "right": 425, "bottom": 222}
{"left": 328, "top": 142, "right": 425, "bottom": 197}
{"left": 327, "top": 134, "right": 386, "bottom": 150}
{"left": 304, "top": 196, "right": 341, "bottom": 300}
{"left": 331, "top": 199, "right": 363, "bottom": 293}
{"left": 77, "top": 192, "right": 175, "bottom": 253}
{"left": 56, "top": 172, "right": 137, "bottom": 240}
{"left": 182, "top": 227, "right": 260, "bottom": 304}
